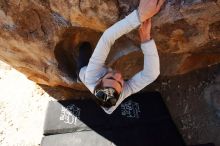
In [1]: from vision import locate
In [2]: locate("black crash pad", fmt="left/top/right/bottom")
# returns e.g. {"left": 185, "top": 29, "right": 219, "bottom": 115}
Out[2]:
{"left": 42, "top": 123, "right": 186, "bottom": 146}
{"left": 42, "top": 92, "right": 186, "bottom": 146}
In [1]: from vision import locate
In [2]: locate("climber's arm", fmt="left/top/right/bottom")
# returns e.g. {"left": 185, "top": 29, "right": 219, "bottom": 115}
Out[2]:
{"left": 122, "top": 18, "right": 160, "bottom": 97}
{"left": 84, "top": 10, "right": 141, "bottom": 90}
{"left": 123, "top": 40, "right": 160, "bottom": 96}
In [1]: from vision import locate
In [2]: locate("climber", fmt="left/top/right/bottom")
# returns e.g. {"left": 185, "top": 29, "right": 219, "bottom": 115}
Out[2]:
{"left": 76, "top": 0, "right": 165, "bottom": 114}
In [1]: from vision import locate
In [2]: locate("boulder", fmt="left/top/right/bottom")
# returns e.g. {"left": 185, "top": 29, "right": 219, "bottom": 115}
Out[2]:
{"left": 0, "top": 0, "right": 219, "bottom": 93}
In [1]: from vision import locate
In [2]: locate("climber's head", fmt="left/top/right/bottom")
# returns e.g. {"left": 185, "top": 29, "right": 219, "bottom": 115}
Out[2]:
{"left": 94, "top": 70, "right": 124, "bottom": 108}
{"left": 101, "top": 70, "right": 124, "bottom": 94}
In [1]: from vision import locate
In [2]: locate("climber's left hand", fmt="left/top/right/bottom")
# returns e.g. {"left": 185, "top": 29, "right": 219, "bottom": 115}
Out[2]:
{"left": 138, "top": 0, "right": 165, "bottom": 22}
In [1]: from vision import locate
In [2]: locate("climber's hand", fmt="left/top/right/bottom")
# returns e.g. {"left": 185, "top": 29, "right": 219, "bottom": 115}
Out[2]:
{"left": 138, "top": 0, "right": 165, "bottom": 22}
{"left": 139, "top": 19, "right": 151, "bottom": 43}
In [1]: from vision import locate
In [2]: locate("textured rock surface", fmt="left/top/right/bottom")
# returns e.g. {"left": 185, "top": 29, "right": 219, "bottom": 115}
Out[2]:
{"left": 119, "top": 0, "right": 220, "bottom": 75}
{"left": 0, "top": 0, "right": 219, "bottom": 91}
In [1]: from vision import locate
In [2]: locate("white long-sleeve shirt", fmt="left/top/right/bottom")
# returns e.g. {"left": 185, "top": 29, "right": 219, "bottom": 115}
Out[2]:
{"left": 79, "top": 10, "right": 160, "bottom": 114}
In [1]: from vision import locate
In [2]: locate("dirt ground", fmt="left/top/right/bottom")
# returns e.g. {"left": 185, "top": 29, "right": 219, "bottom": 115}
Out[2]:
{"left": 0, "top": 60, "right": 220, "bottom": 146}
{"left": 0, "top": 61, "right": 54, "bottom": 146}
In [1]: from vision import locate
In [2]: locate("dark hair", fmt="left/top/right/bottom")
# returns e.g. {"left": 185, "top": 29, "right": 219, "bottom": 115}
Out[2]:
{"left": 93, "top": 80, "right": 120, "bottom": 108}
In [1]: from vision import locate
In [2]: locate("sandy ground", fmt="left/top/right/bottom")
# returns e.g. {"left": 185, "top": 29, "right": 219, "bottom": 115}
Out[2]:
{"left": 0, "top": 61, "right": 54, "bottom": 146}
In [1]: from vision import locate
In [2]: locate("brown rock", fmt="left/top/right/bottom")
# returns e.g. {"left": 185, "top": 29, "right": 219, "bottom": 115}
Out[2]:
{"left": 49, "top": 0, "right": 119, "bottom": 31}
{"left": 0, "top": 0, "right": 219, "bottom": 95}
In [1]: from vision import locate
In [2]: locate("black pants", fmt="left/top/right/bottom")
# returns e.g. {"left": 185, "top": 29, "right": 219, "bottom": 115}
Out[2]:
{"left": 76, "top": 42, "right": 93, "bottom": 81}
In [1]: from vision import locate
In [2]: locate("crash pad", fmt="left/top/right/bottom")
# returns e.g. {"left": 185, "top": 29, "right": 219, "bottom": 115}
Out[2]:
{"left": 42, "top": 92, "right": 186, "bottom": 146}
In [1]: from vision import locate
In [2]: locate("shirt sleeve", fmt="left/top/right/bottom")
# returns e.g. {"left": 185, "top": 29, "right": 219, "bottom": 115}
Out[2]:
{"left": 123, "top": 39, "right": 160, "bottom": 97}
{"left": 84, "top": 10, "right": 141, "bottom": 93}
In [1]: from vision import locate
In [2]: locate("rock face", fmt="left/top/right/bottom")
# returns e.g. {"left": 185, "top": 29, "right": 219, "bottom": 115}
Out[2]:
{"left": 118, "top": 0, "right": 220, "bottom": 75}
{"left": 0, "top": 0, "right": 219, "bottom": 91}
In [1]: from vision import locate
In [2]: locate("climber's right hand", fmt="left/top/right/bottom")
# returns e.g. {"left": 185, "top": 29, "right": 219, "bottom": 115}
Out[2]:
{"left": 139, "top": 18, "right": 152, "bottom": 43}
{"left": 138, "top": 0, "right": 165, "bottom": 22}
